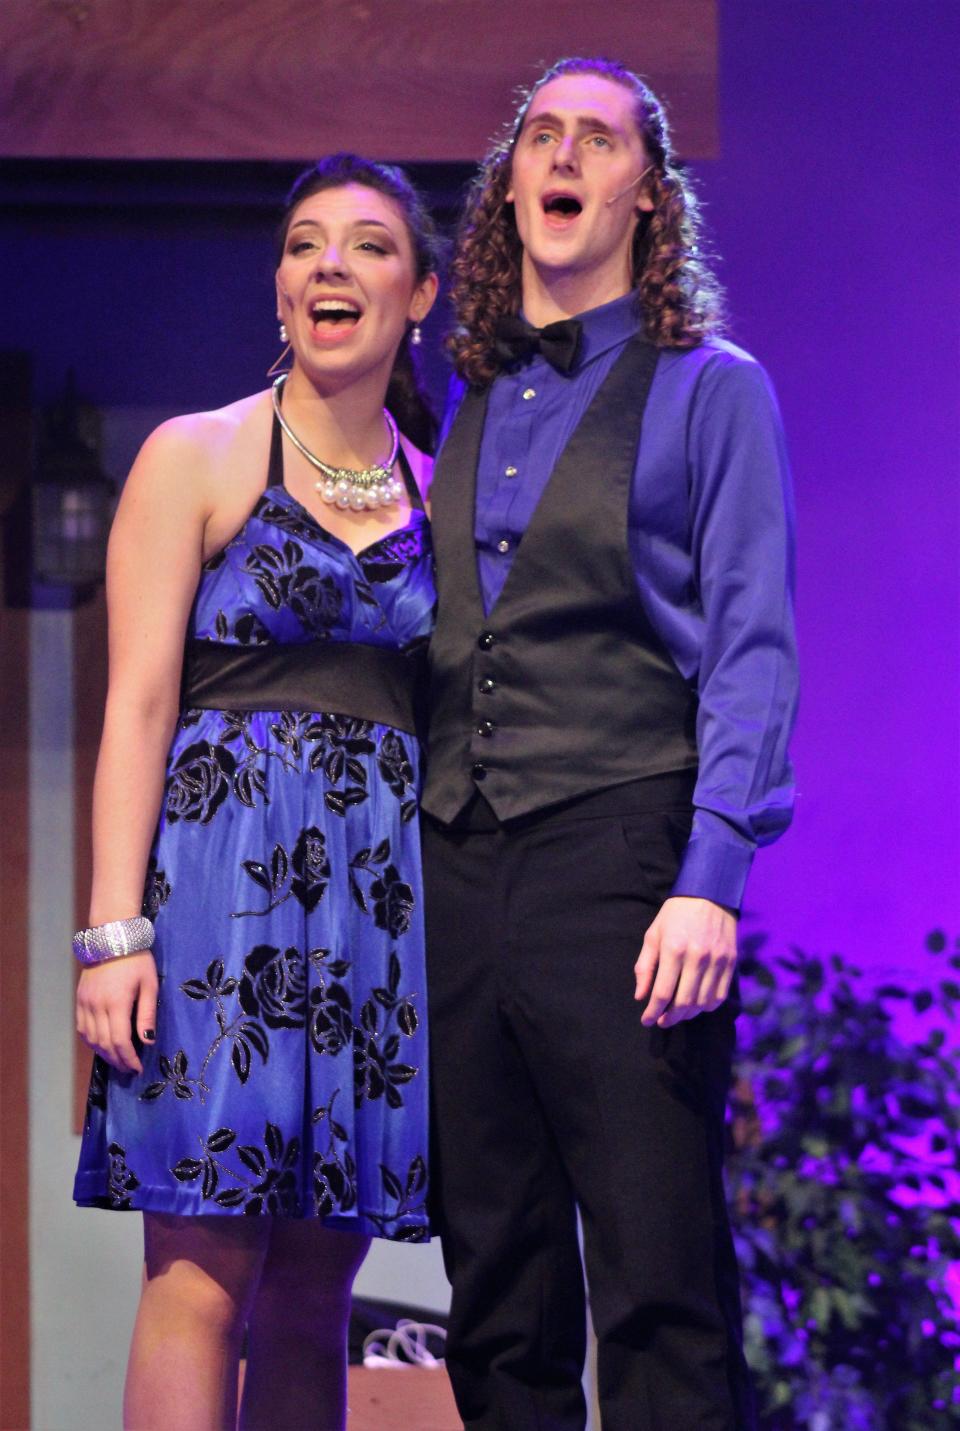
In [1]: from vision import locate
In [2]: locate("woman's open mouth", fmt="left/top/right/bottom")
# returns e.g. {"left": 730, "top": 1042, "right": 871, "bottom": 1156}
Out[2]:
{"left": 309, "top": 298, "right": 363, "bottom": 341}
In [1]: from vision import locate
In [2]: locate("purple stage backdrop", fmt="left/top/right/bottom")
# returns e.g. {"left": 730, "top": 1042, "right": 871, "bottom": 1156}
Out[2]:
{"left": 694, "top": 0, "right": 960, "bottom": 975}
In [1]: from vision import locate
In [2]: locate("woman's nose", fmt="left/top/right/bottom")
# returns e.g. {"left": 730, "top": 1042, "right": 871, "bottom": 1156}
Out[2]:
{"left": 315, "top": 246, "right": 350, "bottom": 278}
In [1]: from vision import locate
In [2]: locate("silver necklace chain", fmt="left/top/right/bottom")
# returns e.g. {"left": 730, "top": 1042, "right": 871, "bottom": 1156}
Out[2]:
{"left": 271, "top": 373, "right": 403, "bottom": 512}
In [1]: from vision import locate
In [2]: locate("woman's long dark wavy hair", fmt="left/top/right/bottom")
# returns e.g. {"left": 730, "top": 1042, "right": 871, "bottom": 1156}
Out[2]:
{"left": 277, "top": 154, "right": 444, "bottom": 453}
{"left": 448, "top": 58, "right": 724, "bottom": 388}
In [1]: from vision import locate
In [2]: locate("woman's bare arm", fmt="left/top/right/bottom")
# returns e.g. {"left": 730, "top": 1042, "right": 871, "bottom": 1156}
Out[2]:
{"left": 76, "top": 417, "right": 214, "bottom": 1074}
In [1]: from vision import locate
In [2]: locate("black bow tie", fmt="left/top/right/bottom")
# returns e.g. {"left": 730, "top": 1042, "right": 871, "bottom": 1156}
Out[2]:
{"left": 493, "top": 313, "right": 583, "bottom": 375}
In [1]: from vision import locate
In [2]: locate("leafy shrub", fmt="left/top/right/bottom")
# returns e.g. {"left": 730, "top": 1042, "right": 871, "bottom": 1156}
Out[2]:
{"left": 729, "top": 932, "right": 960, "bottom": 1429}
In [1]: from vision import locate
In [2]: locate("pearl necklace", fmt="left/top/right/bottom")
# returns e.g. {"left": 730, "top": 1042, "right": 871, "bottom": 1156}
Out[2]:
{"left": 271, "top": 374, "right": 403, "bottom": 512}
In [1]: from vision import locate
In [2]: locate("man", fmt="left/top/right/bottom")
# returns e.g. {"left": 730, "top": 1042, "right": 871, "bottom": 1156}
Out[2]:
{"left": 422, "top": 57, "right": 797, "bottom": 1431}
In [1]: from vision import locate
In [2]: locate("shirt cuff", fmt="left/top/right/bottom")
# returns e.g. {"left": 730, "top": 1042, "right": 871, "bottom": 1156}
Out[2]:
{"left": 670, "top": 836, "right": 756, "bottom": 913}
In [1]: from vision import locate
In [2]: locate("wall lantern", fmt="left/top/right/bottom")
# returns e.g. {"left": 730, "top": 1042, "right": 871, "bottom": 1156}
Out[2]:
{"left": 32, "top": 373, "right": 115, "bottom": 595}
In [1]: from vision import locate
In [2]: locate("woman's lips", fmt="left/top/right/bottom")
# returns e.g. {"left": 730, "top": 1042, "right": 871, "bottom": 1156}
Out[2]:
{"left": 308, "top": 313, "right": 363, "bottom": 344}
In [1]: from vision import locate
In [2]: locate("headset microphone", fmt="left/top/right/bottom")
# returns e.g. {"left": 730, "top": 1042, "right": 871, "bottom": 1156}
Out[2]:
{"left": 605, "top": 165, "right": 654, "bottom": 207}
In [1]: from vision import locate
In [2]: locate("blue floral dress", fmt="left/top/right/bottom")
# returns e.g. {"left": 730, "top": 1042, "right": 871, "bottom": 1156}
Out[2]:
{"left": 74, "top": 417, "right": 434, "bottom": 1239}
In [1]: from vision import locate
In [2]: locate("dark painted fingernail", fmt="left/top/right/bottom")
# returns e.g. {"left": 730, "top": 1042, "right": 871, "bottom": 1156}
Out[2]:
{"left": 143, "top": 1029, "right": 155, "bottom": 1041}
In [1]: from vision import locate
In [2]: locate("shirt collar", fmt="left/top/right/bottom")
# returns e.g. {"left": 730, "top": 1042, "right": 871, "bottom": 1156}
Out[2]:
{"left": 573, "top": 291, "right": 643, "bottom": 367}
{"left": 513, "top": 291, "right": 641, "bottom": 377}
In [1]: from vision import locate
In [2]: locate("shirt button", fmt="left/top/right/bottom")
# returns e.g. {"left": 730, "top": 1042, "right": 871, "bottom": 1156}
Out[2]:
{"left": 477, "top": 719, "right": 496, "bottom": 738}
{"left": 478, "top": 631, "right": 496, "bottom": 650}
{"left": 504, "top": 465, "right": 518, "bottom": 478}
{"left": 478, "top": 677, "right": 496, "bottom": 694}
{"left": 522, "top": 387, "right": 536, "bottom": 401}
{"left": 471, "top": 762, "right": 487, "bottom": 781}
{"left": 496, "top": 538, "right": 510, "bottom": 554}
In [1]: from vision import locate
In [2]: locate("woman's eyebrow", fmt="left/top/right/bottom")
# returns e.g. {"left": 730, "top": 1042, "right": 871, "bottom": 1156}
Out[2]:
{"left": 287, "top": 218, "right": 396, "bottom": 235}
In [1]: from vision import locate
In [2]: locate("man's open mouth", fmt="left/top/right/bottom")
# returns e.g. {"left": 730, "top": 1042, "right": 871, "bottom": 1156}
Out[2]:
{"left": 542, "top": 193, "right": 583, "bottom": 218}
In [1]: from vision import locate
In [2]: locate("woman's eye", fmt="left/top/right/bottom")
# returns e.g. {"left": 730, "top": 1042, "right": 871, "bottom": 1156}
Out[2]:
{"left": 290, "top": 240, "right": 315, "bottom": 255}
{"left": 357, "top": 241, "right": 387, "bottom": 254}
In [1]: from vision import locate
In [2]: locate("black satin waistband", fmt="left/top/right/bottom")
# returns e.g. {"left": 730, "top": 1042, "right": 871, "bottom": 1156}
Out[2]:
{"left": 181, "top": 639, "right": 428, "bottom": 735}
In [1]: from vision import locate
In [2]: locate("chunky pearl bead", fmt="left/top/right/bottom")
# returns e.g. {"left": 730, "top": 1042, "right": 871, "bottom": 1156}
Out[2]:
{"left": 335, "top": 492, "right": 351, "bottom": 509}
{"left": 349, "top": 490, "right": 367, "bottom": 512}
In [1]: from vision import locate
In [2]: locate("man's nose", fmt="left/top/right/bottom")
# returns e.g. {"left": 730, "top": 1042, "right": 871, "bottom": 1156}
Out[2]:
{"left": 552, "top": 134, "right": 580, "bottom": 173}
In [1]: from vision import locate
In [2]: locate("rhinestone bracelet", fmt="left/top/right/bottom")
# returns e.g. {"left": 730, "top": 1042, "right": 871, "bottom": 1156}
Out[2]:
{"left": 72, "top": 916, "right": 155, "bottom": 967}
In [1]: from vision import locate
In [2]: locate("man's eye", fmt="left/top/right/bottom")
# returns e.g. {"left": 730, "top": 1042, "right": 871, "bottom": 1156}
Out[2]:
{"left": 533, "top": 131, "right": 554, "bottom": 145}
{"left": 588, "top": 135, "right": 610, "bottom": 148}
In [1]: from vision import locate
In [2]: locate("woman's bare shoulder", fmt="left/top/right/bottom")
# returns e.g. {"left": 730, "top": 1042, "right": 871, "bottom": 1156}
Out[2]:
{"left": 128, "top": 391, "right": 272, "bottom": 511}
{"left": 142, "top": 391, "right": 270, "bottom": 467}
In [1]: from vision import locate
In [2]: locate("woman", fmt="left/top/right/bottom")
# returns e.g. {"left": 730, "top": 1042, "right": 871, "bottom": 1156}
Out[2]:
{"left": 73, "top": 153, "right": 440, "bottom": 1431}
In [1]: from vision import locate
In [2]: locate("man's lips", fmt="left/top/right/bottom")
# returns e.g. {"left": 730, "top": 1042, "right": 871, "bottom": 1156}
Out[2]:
{"left": 541, "top": 191, "right": 584, "bottom": 229}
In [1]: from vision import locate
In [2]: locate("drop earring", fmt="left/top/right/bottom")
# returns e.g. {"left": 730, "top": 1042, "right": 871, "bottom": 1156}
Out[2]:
{"left": 410, "top": 324, "right": 422, "bottom": 346}
{"left": 267, "top": 321, "right": 292, "bottom": 378}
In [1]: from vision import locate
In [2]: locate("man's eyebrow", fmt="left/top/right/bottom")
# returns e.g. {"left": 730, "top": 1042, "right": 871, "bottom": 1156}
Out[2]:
{"left": 521, "top": 110, "right": 621, "bottom": 137}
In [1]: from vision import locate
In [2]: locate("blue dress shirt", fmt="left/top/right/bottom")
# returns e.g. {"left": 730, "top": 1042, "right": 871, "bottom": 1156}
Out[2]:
{"left": 440, "top": 292, "right": 798, "bottom": 910}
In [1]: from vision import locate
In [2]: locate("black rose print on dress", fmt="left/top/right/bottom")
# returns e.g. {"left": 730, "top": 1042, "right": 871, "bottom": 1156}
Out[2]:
{"left": 142, "top": 857, "right": 172, "bottom": 920}
{"left": 358, "top": 527, "right": 428, "bottom": 584}
{"left": 172, "top": 1122, "right": 302, "bottom": 1215}
{"left": 353, "top": 953, "right": 421, "bottom": 1110}
{"left": 312, "top": 1090, "right": 358, "bottom": 1217}
{"left": 166, "top": 741, "right": 237, "bottom": 824}
{"left": 377, "top": 730, "right": 418, "bottom": 823}
{"left": 243, "top": 540, "right": 344, "bottom": 636}
{"left": 157, "top": 957, "right": 269, "bottom": 1095}
{"left": 367, "top": 1155, "right": 429, "bottom": 1242}
{"left": 256, "top": 497, "right": 335, "bottom": 546}
{"left": 238, "top": 945, "right": 307, "bottom": 1030}
{"left": 106, "top": 1143, "right": 141, "bottom": 1209}
{"left": 371, "top": 866, "right": 416, "bottom": 939}
{"left": 308, "top": 948, "right": 354, "bottom": 1058}
{"left": 234, "top": 827, "right": 330, "bottom": 918}
{"left": 349, "top": 839, "right": 415, "bottom": 938}
{"left": 305, "top": 715, "right": 375, "bottom": 817}
{"left": 85, "top": 1056, "right": 108, "bottom": 1125}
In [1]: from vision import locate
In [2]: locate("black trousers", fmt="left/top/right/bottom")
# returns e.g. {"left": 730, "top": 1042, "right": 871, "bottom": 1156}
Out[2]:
{"left": 423, "top": 774, "right": 755, "bottom": 1431}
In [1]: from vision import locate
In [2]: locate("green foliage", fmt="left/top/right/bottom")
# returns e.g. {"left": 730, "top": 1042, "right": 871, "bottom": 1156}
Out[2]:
{"left": 728, "top": 932, "right": 960, "bottom": 1429}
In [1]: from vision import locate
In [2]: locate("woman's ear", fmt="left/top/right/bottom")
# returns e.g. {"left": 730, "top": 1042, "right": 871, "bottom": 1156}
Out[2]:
{"left": 409, "top": 271, "right": 440, "bottom": 325}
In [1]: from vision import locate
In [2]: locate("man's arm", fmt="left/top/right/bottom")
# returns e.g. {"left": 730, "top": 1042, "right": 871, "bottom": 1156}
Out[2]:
{"left": 637, "top": 352, "right": 798, "bottom": 1027}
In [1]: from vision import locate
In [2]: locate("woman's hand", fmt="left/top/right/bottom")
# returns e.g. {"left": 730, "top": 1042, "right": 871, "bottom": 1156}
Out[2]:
{"left": 76, "top": 952, "right": 158, "bottom": 1074}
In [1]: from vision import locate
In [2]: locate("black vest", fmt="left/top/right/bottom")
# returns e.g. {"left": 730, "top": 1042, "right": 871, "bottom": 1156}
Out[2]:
{"left": 423, "top": 337, "right": 699, "bottom": 824}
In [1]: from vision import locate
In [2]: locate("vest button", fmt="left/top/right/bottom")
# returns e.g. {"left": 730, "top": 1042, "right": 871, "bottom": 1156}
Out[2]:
{"left": 478, "top": 631, "right": 496, "bottom": 650}
{"left": 471, "top": 762, "right": 487, "bottom": 781}
{"left": 477, "top": 719, "right": 496, "bottom": 738}
{"left": 478, "top": 677, "right": 496, "bottom": 694}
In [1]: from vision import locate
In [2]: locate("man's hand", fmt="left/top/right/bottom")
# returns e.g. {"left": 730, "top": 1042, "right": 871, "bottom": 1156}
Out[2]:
{"left": 635, "top": 896, "right": 737, "bottom": 1028}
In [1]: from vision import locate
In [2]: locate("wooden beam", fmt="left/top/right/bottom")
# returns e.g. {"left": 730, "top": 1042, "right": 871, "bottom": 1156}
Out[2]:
{"left": 0, "top": 0, "right": 717, "bottom": 162}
